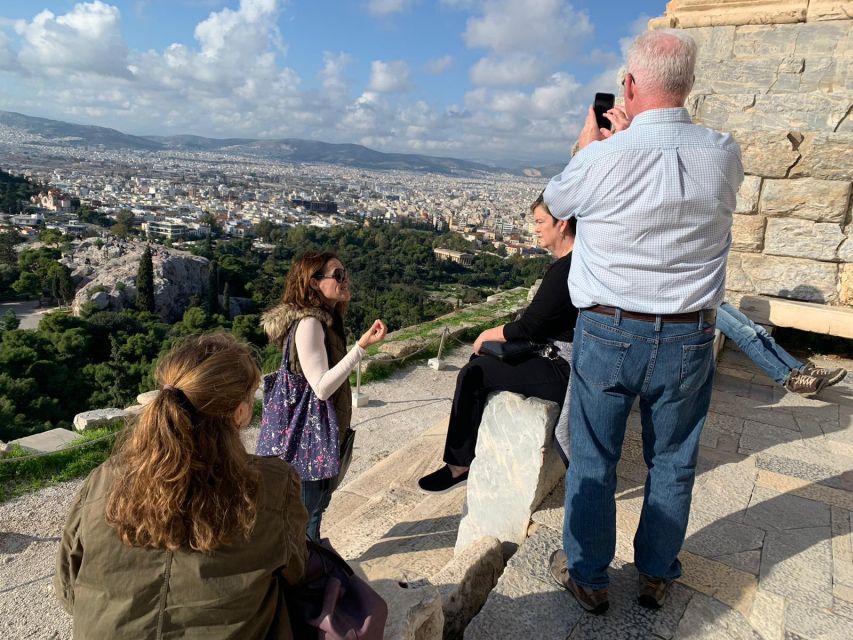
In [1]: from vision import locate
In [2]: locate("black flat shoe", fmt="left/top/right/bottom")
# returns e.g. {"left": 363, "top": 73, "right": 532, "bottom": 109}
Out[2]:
{"left": 417, "top": 465, "right": 468, "bottom": 494}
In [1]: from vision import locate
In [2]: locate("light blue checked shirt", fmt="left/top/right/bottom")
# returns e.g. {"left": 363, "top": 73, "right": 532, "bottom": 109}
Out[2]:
{"left": 544, "top": 108, "right": 743, "bottom": 314}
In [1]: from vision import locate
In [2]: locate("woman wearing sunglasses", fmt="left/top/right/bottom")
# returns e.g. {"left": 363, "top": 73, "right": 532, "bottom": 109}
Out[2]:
{"left": 259, "top": 251, "right": 387, "bottom": 540}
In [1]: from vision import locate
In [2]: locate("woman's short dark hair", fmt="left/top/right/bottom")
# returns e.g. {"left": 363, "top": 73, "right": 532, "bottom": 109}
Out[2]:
{"left": 530, "top": 191, "right": 577, "bottom": 236}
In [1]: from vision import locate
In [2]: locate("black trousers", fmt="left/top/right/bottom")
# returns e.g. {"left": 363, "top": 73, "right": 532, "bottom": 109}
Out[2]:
{"left": 443, "top": 353, "right": 571, "bottom": 466}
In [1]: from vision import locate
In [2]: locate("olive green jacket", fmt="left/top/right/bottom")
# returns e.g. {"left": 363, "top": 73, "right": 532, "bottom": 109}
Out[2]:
{"left": 54, "top": 456, "right": 308, "bottom": 640}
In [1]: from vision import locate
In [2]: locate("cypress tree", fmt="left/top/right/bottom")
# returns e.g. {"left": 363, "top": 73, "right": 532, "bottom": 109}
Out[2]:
{"left": 207, "top": 260, "right": 219, "bottom": 314}
{"left": 221, "top": 281, "right": 230, "bottom": 319}
{"left": 136, "top": 245, "right": 155, "bottom": 312}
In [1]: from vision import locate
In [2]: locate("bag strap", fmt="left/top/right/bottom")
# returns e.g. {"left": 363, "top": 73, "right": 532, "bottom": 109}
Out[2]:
{"left": 281, "top": 326, "right": 297, "bottom": 369}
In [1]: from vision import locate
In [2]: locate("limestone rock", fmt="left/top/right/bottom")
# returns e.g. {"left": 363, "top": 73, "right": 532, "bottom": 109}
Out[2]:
{"left": 379, "top": 338, "right": 423, "bottom": 359}
{"left": 735, "top": 176, "right": 762, "bottom": 214}
{"left": 526, "top": 279, "right": 542, "bottom": 303}
{"left": 123, "top": 404, "right": 145, "bottom": 416}
{"left": 683, "top": 25, "right": 736, "bottom": 62}
{"left": 733, "top": 23, "right": 801, "bottom": 58}
{"left": 839, "top": 237, "right": 853, "bottom": 263}
{"left": 731, "top": 215, "right": 766, "bottom": 252}
{"left": 67, "top": 238, "right": 210, "bottom": 322}
{"left": 365, "top": 568, "right": 444, "bottom": 640}
{"left": 807, "top": 0, "right": 853, "bottom": 21}
{"left": 733, "top": 131, "right": 800, "bottom": 178}
{"left": 699, "top": 93, "right": 851, "bottom": 133}
{"left": 136, "top": 390, "right": 159, "bottom": 405}
{"left": 760, "top": 178, "right": 851, "bottom": 223}
{"left": 12, "top": 428, "right": 79, "bottom": 454}
{"left": 764, "top": 218, "right": 845, "bottom": 261}
{"left": 841, "top": 264, "right": 853, "bottom": 305}
{"left": 455, "top": 392, "right": 562, "bottom": 553}
{"left": 726, "top": 252, "right": 839, "bottom": 303}
{"left": 790, "top": 133, "right": 853, "bottom": 180}
{"left": 433, "top": 537, "right": 505, "bottom": 640}
{"left": 651, "top": 1, "right": 808, "bottom": 29}
{"left": 0, "top": 440, "right": 7, "bottom": 458}
{"left": 73, "top": 408, "right": 129, "bottom": 432}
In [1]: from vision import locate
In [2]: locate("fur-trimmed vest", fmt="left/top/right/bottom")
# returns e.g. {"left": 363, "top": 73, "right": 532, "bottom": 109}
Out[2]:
{"left": 261, "top": 302, "right": 352, "bottom": 436}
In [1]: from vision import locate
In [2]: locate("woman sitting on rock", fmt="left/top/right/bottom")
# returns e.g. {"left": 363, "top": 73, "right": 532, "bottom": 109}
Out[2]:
{"left": 418, "top": 193, "right": 578, "bottom": 493}
{"left": 55, "top": 333, "right": 309, "bottom": 640}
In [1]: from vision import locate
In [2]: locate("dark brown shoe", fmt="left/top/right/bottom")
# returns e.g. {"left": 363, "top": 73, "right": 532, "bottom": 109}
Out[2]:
{"left": 548, "top": 550, "right": 609, "bottom": 615}
{"left": 637, "top": 574, "right": 671, "bottom": 609}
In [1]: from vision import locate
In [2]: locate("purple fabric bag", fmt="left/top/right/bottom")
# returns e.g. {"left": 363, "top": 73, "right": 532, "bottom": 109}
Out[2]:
{"left": 256, "top": 330, "right": 341, "bottom": 481}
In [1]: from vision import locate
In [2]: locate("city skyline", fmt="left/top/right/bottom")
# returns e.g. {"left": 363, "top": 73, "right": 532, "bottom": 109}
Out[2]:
{"left": 0, "top": 0, "right": 661, "bottom": 164}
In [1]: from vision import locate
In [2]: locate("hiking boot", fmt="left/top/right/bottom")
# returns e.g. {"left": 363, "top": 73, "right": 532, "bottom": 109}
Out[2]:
{"left": 417, "top": 465, "right": 468, "bottom": 494}
{"left": 637, "top": 574, "right": 671, "bottom": 609}
{"left": 802, "top": 363, "right": 847, "bottom": 387}
{"left": 548, "top": 550, "right": 609, "bottom": 615}
{"left": 784, "top": 372, "right": 827, "bottom": 396}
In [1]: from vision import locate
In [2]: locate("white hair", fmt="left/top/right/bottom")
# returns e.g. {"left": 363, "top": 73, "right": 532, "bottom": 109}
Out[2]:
{"left": 626, "top": 29, "right": 697, "bottom": 98}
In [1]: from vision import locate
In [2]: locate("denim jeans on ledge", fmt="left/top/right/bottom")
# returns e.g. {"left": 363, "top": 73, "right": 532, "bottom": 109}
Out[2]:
{"left": 563, "top": 309, "right": 716, "bottom": 589}
{"left": 716, "top": 302, "right": 803, "bottom": 385}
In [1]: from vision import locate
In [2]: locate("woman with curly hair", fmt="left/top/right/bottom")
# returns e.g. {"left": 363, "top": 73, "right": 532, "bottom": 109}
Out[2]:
{"left": 55, "top": 333, "right": 308, "bottom": 640}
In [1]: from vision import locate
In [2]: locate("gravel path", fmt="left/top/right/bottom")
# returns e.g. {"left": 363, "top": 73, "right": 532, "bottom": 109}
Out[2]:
{"left": 0, "top": 348, "right": 471, "bottom": 640}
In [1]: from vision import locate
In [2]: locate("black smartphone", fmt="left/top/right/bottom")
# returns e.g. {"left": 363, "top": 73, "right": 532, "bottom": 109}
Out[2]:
{"left": 593, "top": 92, "right": 616, "bottom": 130}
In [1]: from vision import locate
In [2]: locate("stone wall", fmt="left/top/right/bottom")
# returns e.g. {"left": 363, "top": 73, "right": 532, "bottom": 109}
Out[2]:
{"left": 652, "top": 0, "right": 853, "bottom": 306}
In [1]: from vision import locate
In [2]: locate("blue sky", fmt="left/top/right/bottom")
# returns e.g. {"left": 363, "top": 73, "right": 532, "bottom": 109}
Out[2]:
{"left": 0, "top": 1, "right": 664, "bottom": 165}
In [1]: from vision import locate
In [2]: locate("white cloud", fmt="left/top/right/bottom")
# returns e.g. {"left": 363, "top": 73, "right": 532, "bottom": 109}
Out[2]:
{"left": 0, "top": 30, "right": 19, "bottom": 71}
{"left": 366, "top": 0, "right": 411, "bottom": 17}
{"left": 470, "top": 53, "right": 545, "bottom": 86}
{"left": 424, "top": 55, "right": 453, "bottom": 75}
{"left": 464, "top": 0, "right": 592, "bottom": 59}
{"left": 320, "top": 51, "right": 352, "bottom": 96}
{"left": 15, "top": 1, "right": 131, "bottom": 78}
{"left": 367, "top": 60, "right": 410, "bottom": 93}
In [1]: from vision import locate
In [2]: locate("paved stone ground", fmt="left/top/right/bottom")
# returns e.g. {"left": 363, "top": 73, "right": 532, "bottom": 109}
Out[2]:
{"left": 466, "top": 343, "right": 853, "bottom": 640}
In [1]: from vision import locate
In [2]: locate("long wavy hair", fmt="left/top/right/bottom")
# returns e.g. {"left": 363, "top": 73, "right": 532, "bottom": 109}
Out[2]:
{"left": 105, "top": 333, "right": 261, "bottom": 553}
{"left": 281, "top": 250, "right": 349, "bottom": 318}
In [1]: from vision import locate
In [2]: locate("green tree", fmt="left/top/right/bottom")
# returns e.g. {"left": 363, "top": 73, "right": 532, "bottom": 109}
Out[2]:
{"left": 39, "top": 228, "right": 64, "bottom": 247}
{"left": 207, "top": 261, "right": 219, "bottom": 315}
{"left": 135, "top": 245, "right": 155, "bottom": 312}
{"left": 221, "top": 281, "right": 230, "bottom": 319}
{"left": 0, "top": 230, "right": 20, "bottom": 266}
{"left": 0, "top": 310, "right": 19, "bottom": 331}
{"left": 47, "top": 263, "right": 75, "bottom": 305}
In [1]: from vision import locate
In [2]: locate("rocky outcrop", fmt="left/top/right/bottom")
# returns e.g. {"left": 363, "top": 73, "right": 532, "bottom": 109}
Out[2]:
{"left": 64, "top": 239, "right": 209, "bottom": 322}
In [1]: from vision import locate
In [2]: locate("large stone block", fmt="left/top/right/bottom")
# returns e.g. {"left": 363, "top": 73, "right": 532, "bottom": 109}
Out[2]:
{"left": 455, "top": 392, "right": 562, "bottom": 554}
{"left": 806, "top": 0, "right": 853, "bottom": 22}
{"left": 734, "top": 23, "right": 801, "bottom": 58}
{"left": 760, "top": 178, "right": 851, "bottom": 223}
{"left": 841, "top": 264, "right": 853, "bottom": 305}
{"left": 733, "top": 131, "right": 801, "bottom": 178}
{"left": 700, "top": 93, "right": 851, "bottom": 132}
{"left": 732, "top": 215, "right": 766, "bottom": 252}
{"left": 764, "top": 218, "right": 846, "bottom": 261}
{"left": 725, "top": 252, "right": 839, "bottom": 302}
{"left": 791, "top": 133, "right": 853, "bottom": 180}
{"left": 73, "top": 408, "right": 129, "bottom": 432}
{"left": 11, "top": 428, "right": 80, "bottom": 454}
{"left": 839, "top": 236, "right": 853, "bottom": 263}
{"left": 693, "top": 58, "right": 781, "bottom": 94}
{"left": 651, "top": 1, "right": 808, "bottom": 29}
{"left": 433, "top": 537, "right": 504, "bottom": 640}
{"left": 736, "top": 175, "right": 762, "bottom": 214}
{"left": 683, "top": 25, "right": 736, "bottom": 62}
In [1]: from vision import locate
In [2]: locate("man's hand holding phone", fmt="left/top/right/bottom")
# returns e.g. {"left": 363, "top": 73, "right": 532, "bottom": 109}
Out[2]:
{"left": 576, "top": 93, "right": 631, "bottom": 151}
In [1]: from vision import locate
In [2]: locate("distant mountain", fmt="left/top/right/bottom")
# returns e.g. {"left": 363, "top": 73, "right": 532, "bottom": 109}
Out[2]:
{"left": 514, "top": 162, "right": 567, "bottom": 179}
{"left": 0, "top": 110, "right": 501, "bottom": 176}
{"left": 0, "top": 110, "right": 163, "bottom": 151}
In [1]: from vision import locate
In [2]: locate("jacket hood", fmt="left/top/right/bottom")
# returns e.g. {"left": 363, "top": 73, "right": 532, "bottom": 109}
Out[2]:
{"left": 261, "top": 302, "right": 333, "bottom": 346}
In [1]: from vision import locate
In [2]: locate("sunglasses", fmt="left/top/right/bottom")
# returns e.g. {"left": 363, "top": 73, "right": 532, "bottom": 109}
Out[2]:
{"left": 314, "top": 268, "right": 348, "bottom": 283}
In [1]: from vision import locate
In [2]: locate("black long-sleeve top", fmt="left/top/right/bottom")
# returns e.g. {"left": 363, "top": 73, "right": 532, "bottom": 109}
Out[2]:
{"left": 503, "top": 253, "right": 577, "bottom": 343}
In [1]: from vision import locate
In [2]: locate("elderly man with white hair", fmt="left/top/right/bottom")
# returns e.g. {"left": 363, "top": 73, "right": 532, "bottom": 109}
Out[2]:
{"left": 544, "top": 29, "right": 744, "bottom": 614}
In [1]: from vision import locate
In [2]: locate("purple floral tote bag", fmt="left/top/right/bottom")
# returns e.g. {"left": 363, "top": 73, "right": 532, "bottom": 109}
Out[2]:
{"left": 256, "top": 329, "right": 341, "bottom": 480}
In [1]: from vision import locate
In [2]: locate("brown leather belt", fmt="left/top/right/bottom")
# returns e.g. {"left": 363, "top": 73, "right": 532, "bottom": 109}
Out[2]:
{"left": 587, "top": 305, "right": 716, "bottom": 324}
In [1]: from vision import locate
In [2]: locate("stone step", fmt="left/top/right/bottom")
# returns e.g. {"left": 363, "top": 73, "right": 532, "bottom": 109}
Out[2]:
{"left": 740, "top": 294, "right": 853, "bottom": 339}
{"left": 322, "top": 418, "right": 504, "bottom": 640}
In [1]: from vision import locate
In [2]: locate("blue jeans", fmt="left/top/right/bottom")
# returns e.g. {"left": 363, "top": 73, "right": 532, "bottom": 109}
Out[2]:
{"left": 716, "top": 302, "right": 803, "bottom": 385}
{"left": 301, "top": 478, "right": 333, "bottom": 541}
{"left": 563, "top": 309, "right": 716, "bottom": 588}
